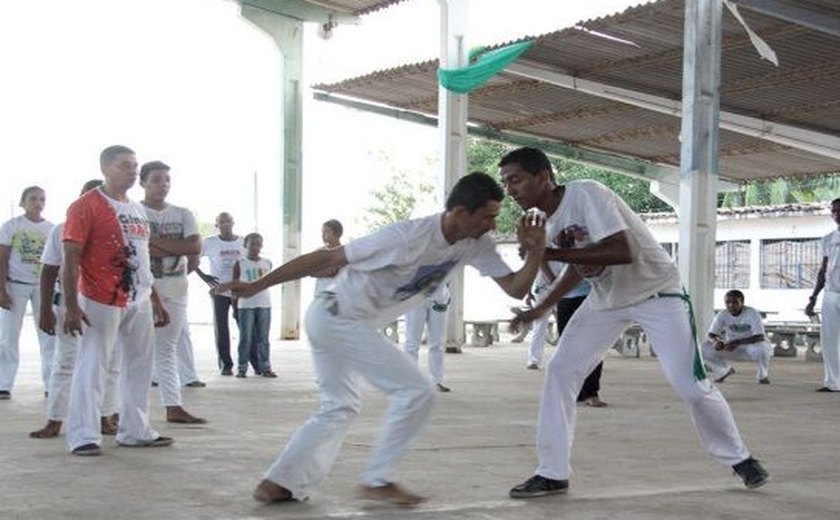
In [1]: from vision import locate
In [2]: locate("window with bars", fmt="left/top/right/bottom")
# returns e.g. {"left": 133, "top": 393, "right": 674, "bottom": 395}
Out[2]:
{"left": 760, "top": 238, "right": 821, "bottom": 289}
{"left": 715, "top": 240, "right": 750, "bottom": 288}
{"left": 660, "top": 242, "right": 678, "bottom": 261}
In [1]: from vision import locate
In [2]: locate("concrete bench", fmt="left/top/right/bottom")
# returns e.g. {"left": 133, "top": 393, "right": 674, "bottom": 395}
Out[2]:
{"left": 464, "top": 320, "right": 502, "bottom": 346}
{"left": 765, "top": 322, "right": 821, "bottom": 360}
{"left": 382, "top": 320, "right": 401, "bottom": 344}
{"left": 611, "top": 325, "right": 649, "bottom": 358}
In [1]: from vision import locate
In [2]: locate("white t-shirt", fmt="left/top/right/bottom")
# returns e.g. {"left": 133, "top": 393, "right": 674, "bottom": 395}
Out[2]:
{"left": 821, "top": 229, "right": 840, "bottom": 293}
{"left": 0, "top": 215, "right": 54, "bottom": 284}
{"left": 708, "top": 306, "right": 767, "bottom": 344}
{"left": 334, "top": 213, "right": 512, "bottom": 328}
{"left": 40, "top": 222, "right": 64, "bottom": 296}
{"left": 201, "top": 235, "right": 246, "bottom": 296}
{"left": 313, "top": 245, "right": 342, "bottom": 295}
{"left": 237, "top": 257, "right": 272, "bottom": 309}
{"left": 144, "top": 203, "right": 198, "bottom": 303}
{"left": 545, "top": 180, "right": 680, "bottom": 310}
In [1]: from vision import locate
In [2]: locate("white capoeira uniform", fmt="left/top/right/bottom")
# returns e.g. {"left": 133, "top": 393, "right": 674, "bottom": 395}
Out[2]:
{"left": 65, "top": 187, "right": 161, "bottom": 451}
{"left": 41, "top": 223, "right": 119, "bottom": 422}
{"left": 177, "top": 325, "right": 200, "bottom": 386}
{"left": 0, "top": 214, "right": 55, "bottom": 394}
{"left": 144, "top": 203, "right": 198, "bottom": 406}
{"left": 819, "top": 229, "right": 840, "bottom": 391}
{"left": 264, "top": 213, "right": 515, "bottom": 500}
{"left": 403, "top": 283, "right": 450, "bottom": 385}
{"left": 702, "top": 306, "right": 772, "bottom": 382}
{"left": 535, "top": 180, "right": 751, "bottom": 481}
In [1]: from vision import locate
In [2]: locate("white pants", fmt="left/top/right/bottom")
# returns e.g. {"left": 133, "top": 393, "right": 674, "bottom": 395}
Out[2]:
{"left": 264, "top": 296, "right": 435, "bottom": 499}
{"left": 177, "top": 324, "right": 199, "bottom": 385}
{"left": 701, "top": 340, "right": 772, "bottom": 381}
{"left": 67, "top": 296, "right": 159, "bottom": 451}
{"left": 152, "top": 297, "right": 187, "bottom": 406}
{"left": 536, "top": 296, "right": 750, "bottom": 480}
{"left": 46, "top": 304, "right": 120, "bottom": 421}
{"left": 403, "top": 299, "right": 447, "bottom": 384}
{"left": 821, "top": 291, "right": 840, "bottom": 391}
{"left": 527, "top": 314, "right": 551, "bottom": 367}
{"left": 0, "top": 281, "right": 55, "bottom": 392}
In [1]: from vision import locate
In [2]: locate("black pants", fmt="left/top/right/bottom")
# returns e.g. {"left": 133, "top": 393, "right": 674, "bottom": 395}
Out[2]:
{"left": 213, "top": 294, "right": 239, "bottom": 371}
{"left": 556, "top": 295, "right": 603, "bottom": 401}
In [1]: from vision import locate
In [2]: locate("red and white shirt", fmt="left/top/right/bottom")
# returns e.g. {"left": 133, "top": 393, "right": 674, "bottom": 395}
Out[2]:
{"left": 63, "top": 188, "right": 153, "bottom": 307}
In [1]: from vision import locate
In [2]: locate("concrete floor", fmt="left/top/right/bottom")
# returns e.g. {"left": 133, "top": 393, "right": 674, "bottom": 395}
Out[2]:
{"left": 2, "top": 321, "right": 839, "bottom": 520}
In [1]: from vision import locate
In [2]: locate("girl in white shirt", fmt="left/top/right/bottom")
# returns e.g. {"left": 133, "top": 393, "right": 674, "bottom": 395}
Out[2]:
{"left": 233, "top": 233, "right": 274, "bottom": 378}
{"left": 0, "top": 186, "right": 55, "bottom": 398}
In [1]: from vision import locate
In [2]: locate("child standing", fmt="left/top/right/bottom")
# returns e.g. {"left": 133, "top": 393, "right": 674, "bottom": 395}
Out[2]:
{"left": 233, "top": 233, "right": 275, "bottom": 378}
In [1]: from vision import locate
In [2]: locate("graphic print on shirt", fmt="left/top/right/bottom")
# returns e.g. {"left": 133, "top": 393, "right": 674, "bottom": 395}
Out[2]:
{"left": 112, "top": 213, "right": 150, "bottom": 304}
{"left": 728, "top": 323, "right": 753, "bottom": 335}
{"left": 394, "top": 261, "right": 457, "bottom": 301}
{"left": 555, "top": 224, "right": 605, "bottom": 278}
{"left": 11, "top": 230, "right": 47, "bottom": 272}
{"left": 149, "top": 221, "right": 184, "bottom": 278}
{"left": 242, "top": 263, "right": 267, "bottom": 282}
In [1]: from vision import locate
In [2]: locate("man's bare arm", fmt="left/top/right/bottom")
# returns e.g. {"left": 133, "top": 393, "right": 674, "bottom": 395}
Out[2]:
{"left": 543, "top": 231, "right": 632, "bottom": 266}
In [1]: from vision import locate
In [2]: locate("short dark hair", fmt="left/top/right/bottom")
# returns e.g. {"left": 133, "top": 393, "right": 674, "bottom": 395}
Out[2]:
{"left": 725, "top": 289, "right": 744, "bottom": 302}
{"left": 19, "top": 186, "right": 44, "bottom": 206}
{"left": 323, "top": 219, "right": 343, "bottom": 237}
{"left": 832, "top": 198, "right": 840, "bottom": 205}
{"left": 445, "top": 172, "right": 504, "bottom": 213}
{"left": 244, "top": 232, "right": 263, "bottom": 246}
{"left": 80, "top": 179, "right": 103, "bottom": 196}
{"left": 140, "top": 161, "right": 170, "bottom": 183}
{"left": 99, "top": 145, "right": 135, "bottom": 169}
{"left": 498, "top": 147, "right": 553, "bottom": 177}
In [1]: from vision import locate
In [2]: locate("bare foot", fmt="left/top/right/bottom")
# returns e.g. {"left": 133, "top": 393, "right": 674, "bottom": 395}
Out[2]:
{"left": 253, "top": 479, "right": 294, "bottom": 503}
{"left": 166, "top": 405, "right": 207, "bottom": 424}
{"left": 29, "top": 420, "right": 62, "bottom": 439}
{"left": 358, "top": 482, "right": 426, "bottom": 507}
{"left": 585, "top": 396, "right": 608, "bottom": 408}
{"left": 101, "top": 416, "right": 118, "bottom": 435}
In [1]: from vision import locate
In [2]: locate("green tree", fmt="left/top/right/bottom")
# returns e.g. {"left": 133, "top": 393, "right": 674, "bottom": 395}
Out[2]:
{"left": 364, "top": 171, "right": 434, "bottom": 232}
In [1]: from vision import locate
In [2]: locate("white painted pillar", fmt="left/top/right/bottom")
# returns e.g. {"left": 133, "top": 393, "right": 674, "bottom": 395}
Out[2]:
{"left": 437, "top": 0, "right": 469, "bottom": 352}
{"left": 678, "top": 0, "right": 723, "bottom": 334}
{"left": 241, "top": 6, "right": 303, "bottom": 339}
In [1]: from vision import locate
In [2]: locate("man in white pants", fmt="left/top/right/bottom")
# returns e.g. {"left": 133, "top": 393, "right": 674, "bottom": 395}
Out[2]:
{"left": 702, "top": 290, "right": 772, "bottom": 385}
{"left": 500, "top": 147, "right": 768, "bottom": 497}
{"left": 141, "top": 160, "right": 206, "bottom": 424}
{"left": 403, "top": 283, "right": 451, "bottom": 392}
{"left": 64, "top": 145, "right": 173, "bottom": 456}
{"left": 29, "top": 179, "right": 121, "bottom": 439}
{"left": 524, "top": 261, "right": 560, "bottom": 369}
{"left": 805, "top": 197, "right": 840, "bottom": 392}
{"left": 220, "top": 173, "right": 546, "bottom": 506}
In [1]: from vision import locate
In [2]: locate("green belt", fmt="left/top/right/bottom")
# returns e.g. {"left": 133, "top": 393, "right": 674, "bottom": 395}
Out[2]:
{"left": 655, "top": 291, "right": 708, "bottom": 381}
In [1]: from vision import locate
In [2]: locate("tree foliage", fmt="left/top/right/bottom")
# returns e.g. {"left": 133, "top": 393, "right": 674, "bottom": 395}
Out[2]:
{"left": 364, "top": 170, "right": 434, "bottom": 232}
{"left": 721, "top": 176, "right": 840, "bottom": 207}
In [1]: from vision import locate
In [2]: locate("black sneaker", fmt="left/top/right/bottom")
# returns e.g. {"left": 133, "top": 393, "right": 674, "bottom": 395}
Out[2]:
{"left": 0, "top": 390, "right": 10, "bottom": 400}
{"left": 509, "top": 475, "right": 569, "bottom": 498}
{"left": 733, "top": 457, "right": 769, "bottom": 489}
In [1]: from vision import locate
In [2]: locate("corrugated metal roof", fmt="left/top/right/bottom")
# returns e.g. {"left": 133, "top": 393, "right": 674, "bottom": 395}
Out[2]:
{"left": 640, "top": 202, "right": 831, "bottom": 223}
{"left": 311, "top": 0, "right": 409, "bottom": 15}
{"left": 314, "top": 0, "right": 840, "bottom": 182}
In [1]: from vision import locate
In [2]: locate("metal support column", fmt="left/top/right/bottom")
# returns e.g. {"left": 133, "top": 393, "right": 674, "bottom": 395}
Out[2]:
{"left": 678, "top": 0, "right": 723, "bottom": 335}
{"left": 241, "top": 5, "right": 303, "bottom": 339}
{"left": 437, "top": 0, "right": 469, "bottom": 353}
